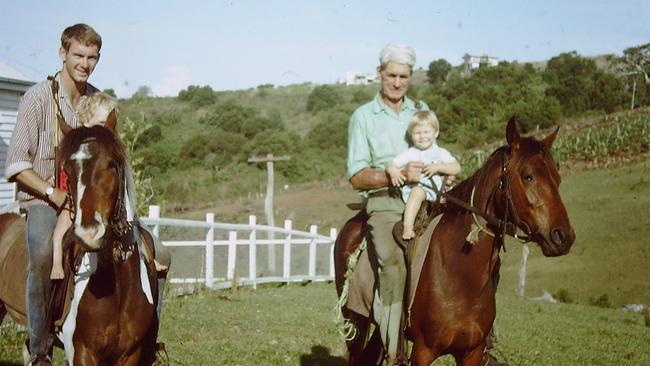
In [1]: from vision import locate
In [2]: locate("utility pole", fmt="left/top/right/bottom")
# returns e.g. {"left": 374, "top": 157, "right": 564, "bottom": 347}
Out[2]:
{"left": 248, "top": 153, "right": 290, "bottom": 274}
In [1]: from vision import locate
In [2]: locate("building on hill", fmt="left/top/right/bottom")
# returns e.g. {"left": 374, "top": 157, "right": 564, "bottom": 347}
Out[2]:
{"left": 462, "top": 53, "right": 499, "bottom": 75}
{"left": 341, "top": 71, "right": 377, "bottom": 85}
{"left": 0, "top": 58, "right": 35, "bottom": 210}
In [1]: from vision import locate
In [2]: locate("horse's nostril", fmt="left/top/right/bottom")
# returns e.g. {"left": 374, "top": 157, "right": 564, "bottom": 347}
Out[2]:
{"left": 551, "top": 228, "right": 567, "bottom": 245}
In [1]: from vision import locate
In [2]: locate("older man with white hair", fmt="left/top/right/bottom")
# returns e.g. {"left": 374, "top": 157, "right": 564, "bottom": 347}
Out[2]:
{"left": 346, "top": 43, "right": 507, "bottom": 365}
{"left": 347, "top": 42, "right": 428, "bottom": 364}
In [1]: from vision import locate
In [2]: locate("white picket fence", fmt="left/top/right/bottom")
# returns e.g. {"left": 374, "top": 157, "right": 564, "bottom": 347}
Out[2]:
{"left": 140, "top": 205, "right": 338, "bottom": 289}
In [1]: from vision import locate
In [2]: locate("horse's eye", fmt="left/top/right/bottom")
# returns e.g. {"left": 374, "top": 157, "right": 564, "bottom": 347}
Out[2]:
{"left": 523, "top": 174, "right": 533, "bottom": 182}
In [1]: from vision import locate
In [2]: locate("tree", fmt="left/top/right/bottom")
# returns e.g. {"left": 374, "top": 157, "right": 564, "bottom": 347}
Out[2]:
{"left": 543, "top": 52, "right": 598, "bottom": 115}
{"left": 178, "top": 85, "right": 218, "bottom": 107}
{"left": 427, "top": 59, "right": 452, "bottom": 84}
{"left": 133, "top": 85, "right": 152, "bottom": 98}
{"left": 615, "top": 43, "right": 650, "bottom": 108}
{"left": 306, "top": 85, "right": 343, "bottom": 114}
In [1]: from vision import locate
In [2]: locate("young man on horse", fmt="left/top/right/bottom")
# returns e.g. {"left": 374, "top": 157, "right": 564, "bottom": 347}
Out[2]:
{"left": 5, "top": 23, "right": 102, "bottom": 366}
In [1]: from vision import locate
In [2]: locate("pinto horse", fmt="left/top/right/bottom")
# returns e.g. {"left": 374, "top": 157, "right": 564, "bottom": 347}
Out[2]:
{"left": 0, "top": 125, "right": 160, "bottom": 365}
{"left": 334, "top": 118, "right": 575, "bottom": 365}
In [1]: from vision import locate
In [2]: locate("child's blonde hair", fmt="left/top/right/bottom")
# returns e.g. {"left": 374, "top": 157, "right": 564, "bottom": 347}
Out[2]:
{"left": 407, "top": 110, "right": 439, "bottom": 135}
{"left": 77, "top": 92, "right": 118, "bottom": 126}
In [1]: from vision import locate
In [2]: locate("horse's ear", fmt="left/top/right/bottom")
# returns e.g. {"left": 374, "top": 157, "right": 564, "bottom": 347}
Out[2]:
{"left": 542, "top": 126, "right": 560, "bottom": 149}
{"left": 506, "top": 116, "right": 520, "bottom": 150}
{"left": 105, "top": 109, "right": 118, "bottom": 132}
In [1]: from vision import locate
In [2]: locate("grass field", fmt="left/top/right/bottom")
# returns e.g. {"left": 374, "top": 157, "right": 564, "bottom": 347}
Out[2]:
{"left": 2, "top": 283, "right": 649, "bottom": 365}
{"left": 1, "top": 152, "right": 649, "bottom": 365}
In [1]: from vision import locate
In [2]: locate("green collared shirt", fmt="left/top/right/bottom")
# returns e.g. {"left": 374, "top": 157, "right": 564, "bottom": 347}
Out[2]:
{"left": 346, "top": 93, "right": 429, "bottom": 182}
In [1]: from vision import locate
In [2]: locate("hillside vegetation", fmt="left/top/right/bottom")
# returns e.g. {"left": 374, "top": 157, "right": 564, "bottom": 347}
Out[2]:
{"left": 115, "top": 46, "right": 649, "bottom": 213}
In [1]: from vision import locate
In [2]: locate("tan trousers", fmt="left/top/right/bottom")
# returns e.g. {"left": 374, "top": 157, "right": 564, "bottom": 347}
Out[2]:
{"left": 366, "top": 196, "right": 405, "bottom": 361}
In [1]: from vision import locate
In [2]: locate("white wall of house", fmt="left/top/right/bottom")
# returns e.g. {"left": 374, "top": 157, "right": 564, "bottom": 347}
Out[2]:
{"left": 0, "top": 59, "right": 35, "bottom": 209}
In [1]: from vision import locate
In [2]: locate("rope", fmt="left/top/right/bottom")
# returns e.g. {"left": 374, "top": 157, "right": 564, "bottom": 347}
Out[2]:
{"left": 332, "top": 237, "right": 367, "bottom": 341}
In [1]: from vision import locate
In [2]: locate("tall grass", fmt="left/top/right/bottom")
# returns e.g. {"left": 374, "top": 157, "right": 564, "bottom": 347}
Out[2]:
{"left": 554, "top": 114, "right": 650, "bottom": 165}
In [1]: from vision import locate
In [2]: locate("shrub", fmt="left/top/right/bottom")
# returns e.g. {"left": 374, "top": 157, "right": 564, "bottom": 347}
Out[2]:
{"left": 178, "top": 85, "right": 217, "bottom": 107}
{"left": 589, "top": 294, "right": 612, "bottom": 308}
{"left": 555, "top": 288, "right": 573, "bottom": 304}
{"left": 306, "top": 85, "right": 344, "bottom": 114}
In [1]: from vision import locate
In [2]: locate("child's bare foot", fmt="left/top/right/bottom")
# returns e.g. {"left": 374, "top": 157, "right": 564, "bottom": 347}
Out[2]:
{"left": 154, "top": 259, "right": 168, "bottom": 272}
{"left": 402, "top": 227, "right": 415, "bottom": 240}
{"left": 50, "top": 266, "right": 64, "bottom": 280}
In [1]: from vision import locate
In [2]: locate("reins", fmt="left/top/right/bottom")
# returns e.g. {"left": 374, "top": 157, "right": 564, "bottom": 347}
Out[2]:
{"left": 422, "top": 149, "right": 534, "bottom": 245}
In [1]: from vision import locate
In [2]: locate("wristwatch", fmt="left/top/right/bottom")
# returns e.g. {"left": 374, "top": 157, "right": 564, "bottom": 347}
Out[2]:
{"left": 45, "top": 186, "right": 54, "bottom": 199}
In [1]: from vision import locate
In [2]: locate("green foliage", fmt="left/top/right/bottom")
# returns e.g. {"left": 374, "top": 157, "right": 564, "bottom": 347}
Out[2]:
{"left": 180, "top": 131, "right": 248, "bottom": 167}
{"left": 119, "top": 116, "right": 156, "bottom": 214}
{"left": 200, "top": 101, "right": 256, "bottom": 133}
{"left": 553, "top": 115, "right": 650, "bottom": 165}
{"left": 306, "top": 84, "right": 344, "bottom": 114}
{"left": 246, "top": 130, "right": 301, "bottom": 157}
{"left": 427, "top": 58, "right": 452, "bottom": 83}
{"left": 543, "top": 52, "right": 626, "bottom": 115}
{"left": 589, "top": 294, "right": 612, "bottom": 308}
{"left": 177, "top": 85, "right": 218, "bottom": 107}
{"left": 133, "top": 85, "right": 152, "bottom": 98}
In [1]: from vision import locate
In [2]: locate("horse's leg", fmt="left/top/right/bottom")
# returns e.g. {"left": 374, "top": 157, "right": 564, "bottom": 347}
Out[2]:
{"left": 411, "top": 340, "right": 437, "bottom": 366}
{"left": 346, "top": 313, "right": 384, "bottom": 366}
{"left": 73, "top": 346, "right": 100, "bottom": 366}
{"left": 455, "top": 343, "right": 486, "bottom": 366}
{"left": 115, "top": 349, "right": 143, "bottom": 366}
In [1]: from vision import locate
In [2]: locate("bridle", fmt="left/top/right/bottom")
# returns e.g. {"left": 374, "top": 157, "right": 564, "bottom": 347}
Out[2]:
{"left": 427, "top": 148, "right": 535, "bottom": 247}
{"left": 62, "top": 136, "right": 135, "bottom": 261}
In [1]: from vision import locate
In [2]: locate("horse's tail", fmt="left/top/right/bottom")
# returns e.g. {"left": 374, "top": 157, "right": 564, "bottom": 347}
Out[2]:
{"left": 332, "top": 236, "right": 367, "bottom": 341}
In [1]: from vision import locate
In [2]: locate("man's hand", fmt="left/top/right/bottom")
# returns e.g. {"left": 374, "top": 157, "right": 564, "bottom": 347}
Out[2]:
{"left": 402, "top": 161, "right": 423, "bottom": 184}
{"left": 386, "top": 165, "right": 406, "bottom": 187}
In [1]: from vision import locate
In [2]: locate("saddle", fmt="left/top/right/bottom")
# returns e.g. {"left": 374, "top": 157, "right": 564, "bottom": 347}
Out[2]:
{"left": 343, "top": 201, "right": 447, "bottom": 323}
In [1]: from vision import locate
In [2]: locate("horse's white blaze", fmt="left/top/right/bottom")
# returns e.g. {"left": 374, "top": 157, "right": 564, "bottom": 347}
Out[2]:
{"left": 57, "top": 252, "right": 97, "bottom": 363}
{"left": 71, "top": 143, "right": 107, "bottom": 249}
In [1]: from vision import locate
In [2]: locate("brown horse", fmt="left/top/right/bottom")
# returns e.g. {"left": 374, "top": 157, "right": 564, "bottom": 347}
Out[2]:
{"left": 0, "top": 125, "right": 160, "bottom": 365}
{"left": 334, "top": 118, "right": 575, "bottom": 365}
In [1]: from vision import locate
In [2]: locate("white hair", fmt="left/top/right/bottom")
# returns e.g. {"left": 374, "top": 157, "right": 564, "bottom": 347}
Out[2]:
{"left": 379, "top": 43, "right": 416, "bottom": 70}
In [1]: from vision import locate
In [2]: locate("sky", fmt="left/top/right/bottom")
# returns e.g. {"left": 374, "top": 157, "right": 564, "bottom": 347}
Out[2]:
{"left": 2, "top": 0, "right": 648, "bottom": 98}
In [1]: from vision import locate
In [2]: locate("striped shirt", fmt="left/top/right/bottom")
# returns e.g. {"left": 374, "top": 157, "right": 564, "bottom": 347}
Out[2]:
{"left": 5, "top": 73, "right": 98, "bottom": 208}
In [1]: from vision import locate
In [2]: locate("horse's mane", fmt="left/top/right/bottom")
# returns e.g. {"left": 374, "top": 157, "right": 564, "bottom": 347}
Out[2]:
{"left": 446, "top": 146, "right": 508, "bottom": 206}
{"left": 446, "top": 135, "right": 556, "bottom": 208}
{"left": 57, "top": 126, "right": 127, "bottom": 168}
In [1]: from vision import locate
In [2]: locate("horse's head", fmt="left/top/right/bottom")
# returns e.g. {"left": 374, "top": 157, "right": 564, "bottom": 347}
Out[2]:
{"left": 57, "top": 121, "right": 127, "bottom": 252}
{"left": 504, "top": 117, "right": 575, "bottom": 256}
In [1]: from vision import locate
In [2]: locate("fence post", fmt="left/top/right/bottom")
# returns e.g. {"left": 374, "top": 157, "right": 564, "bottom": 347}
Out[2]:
{"left": 249, "top": 215, "right": 257, "bottom": 289}
{"left": 517, "top": 244, "right": 530, "bottom": 297}
{"left": 308, "top": 225, "right": 317, "bottom": 278}
{"left": 329, "top": 228, "right": 337, "bottom": 278}
{"left": 283, "top": 220, "right": 292, "bottom": 280}
{"left": 148, "top": 205, "right": 160, "bottom": 237}
{"left": 205, "top": 213, "right": 215, "bottom": 289}
{"left": 227, "top": 231, "right": 237, "bottom": 282}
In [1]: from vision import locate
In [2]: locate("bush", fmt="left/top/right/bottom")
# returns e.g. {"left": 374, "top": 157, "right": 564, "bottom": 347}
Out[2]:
{"left": 589, "top": 294, "right": 612, "bottom": 308}
{"left": 306, "top": 85, "right": 344, "bottom": 114}
{"left": 178, "top": 85, "right": 217, "bottom": 107}
{"left": 555, "top": 288, "right": 573, "bottom": 304}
